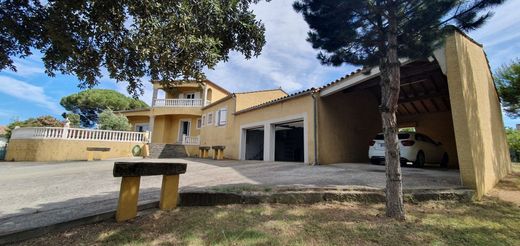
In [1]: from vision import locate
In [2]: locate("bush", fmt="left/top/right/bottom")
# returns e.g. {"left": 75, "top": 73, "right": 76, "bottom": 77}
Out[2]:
{"left": 98, "top": 109, "right": 131, "bottom": 131}
{"left": 505, "top": 128, "right": 520, "bottom": 162}
{"left": 6, "top": 116, "right": 64, "bottom": 139}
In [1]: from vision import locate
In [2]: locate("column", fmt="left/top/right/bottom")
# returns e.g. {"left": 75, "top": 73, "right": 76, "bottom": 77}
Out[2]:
{"left": 152, "top": 88, "right": 158, "bottom": 107}
{"left": 149, "top": 115, "right": 155, "bottom": 143}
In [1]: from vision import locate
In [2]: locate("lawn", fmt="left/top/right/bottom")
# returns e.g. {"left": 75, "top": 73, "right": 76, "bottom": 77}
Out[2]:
{"left": 20, "top": 165, "right": 520, "bottom": 246}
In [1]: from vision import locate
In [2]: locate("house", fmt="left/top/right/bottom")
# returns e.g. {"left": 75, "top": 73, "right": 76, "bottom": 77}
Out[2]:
{"left": 121, "top": 29, "right": 510, "bottom": 198}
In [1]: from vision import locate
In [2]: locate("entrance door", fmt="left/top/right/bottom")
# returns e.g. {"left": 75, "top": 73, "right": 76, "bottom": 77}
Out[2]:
{"left": 178, "top": 120, "right": 191, "bottom": 143}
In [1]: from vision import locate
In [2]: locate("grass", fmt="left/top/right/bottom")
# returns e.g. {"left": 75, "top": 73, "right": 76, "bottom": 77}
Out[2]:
{"left": 20, "top": 167, "right": 520, "bottom": 246}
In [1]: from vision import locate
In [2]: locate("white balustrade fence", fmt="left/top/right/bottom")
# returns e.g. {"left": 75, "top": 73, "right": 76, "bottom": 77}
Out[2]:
{"left": 154, "top": 99, "right": 204, "bottom": 107}
{"left": 10, "top": 127, "right": 147, "bottom": 142}
{"left": 182, "top": 135, "right": 200, "bottom": 145}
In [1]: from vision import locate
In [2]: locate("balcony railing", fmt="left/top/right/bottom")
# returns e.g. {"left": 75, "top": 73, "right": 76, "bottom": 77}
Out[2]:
{"left": 182, "top": 135, "right": 200, "bottom": 145}
{"left": 153, "top": 99, "right": 208, "bottom": 107}
{"left": 10, "top": 127, "right": 147, "bottom": 142}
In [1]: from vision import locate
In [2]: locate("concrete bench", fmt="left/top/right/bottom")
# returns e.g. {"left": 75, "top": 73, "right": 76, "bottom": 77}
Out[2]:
{"left": 212, "top": 146, "right": 225, "bottom": 160}
{"left": 113, "top": 162, "right": 187, "bottom": 222}
{"left": 199, "top": 146, "right": 211, "bottom": 158}
{"left": 86, "top": 147, "right": 110, "bottom": 161}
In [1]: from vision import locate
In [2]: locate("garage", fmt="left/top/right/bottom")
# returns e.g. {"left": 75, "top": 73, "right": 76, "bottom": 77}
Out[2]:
{"left": 274, "top": 121, "right": 304, "bottom": 162}
{"left": 245, "top": 127, "right": 264, "bottom": 160}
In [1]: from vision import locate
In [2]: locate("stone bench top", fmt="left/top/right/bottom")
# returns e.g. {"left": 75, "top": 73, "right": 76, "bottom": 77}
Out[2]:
{"left": 113, "top": 162, "right": 187, "bottom": 177}
{"left": 199, "top": 146, "right": 211, "bottom": 150}
{"left": 86, "top": 147, "right": 111, "bottom": 152}
{"left": 212, "top": 145, "right": 225, "bottom": 150}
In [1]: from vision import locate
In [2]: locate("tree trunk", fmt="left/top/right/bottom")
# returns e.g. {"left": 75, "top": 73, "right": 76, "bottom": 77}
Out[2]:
{"left": 379, "top": 10, "right": 405, "bottom": 221}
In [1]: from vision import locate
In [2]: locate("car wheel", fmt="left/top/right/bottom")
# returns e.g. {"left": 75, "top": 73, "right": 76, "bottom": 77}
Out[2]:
{"left": 370, "top": 159, "right": 380, "bottom": 165}
{"left": 413, "top": 151, "right": 425, "bottom": 168}
{"left": 440, "top": 153, "right": 449, "bottom": 168}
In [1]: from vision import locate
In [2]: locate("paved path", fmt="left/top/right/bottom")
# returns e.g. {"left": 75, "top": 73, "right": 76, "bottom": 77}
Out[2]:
{"left": 0, "top": 158, "right": 461, "bottom": 236}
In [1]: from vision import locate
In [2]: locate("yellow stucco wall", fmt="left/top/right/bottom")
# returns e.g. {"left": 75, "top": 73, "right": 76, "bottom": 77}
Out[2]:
{"left": 151, "top": 115, "right": 201, "bottom": 144}
{"left": 235, "top": 89, "right": 288, "bottom": 111}
{"left": 445, "top": 31, "right": 511, "bottom": 197}
{"left": 318, "top": 89, "right": 382, "bottom": 164}
{"left": 200, "top": 98, "right": 238, "bottom": 158}
{"left": 206, "top": 83, "right": 230, "bottom": 103}
{"left": 5, "top": 139, "right": 145, "bottom": 162}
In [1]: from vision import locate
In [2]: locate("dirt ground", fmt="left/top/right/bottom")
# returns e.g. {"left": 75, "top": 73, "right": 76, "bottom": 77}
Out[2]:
{"left": 486, "top": 164, "right": 520, "bottom": 206}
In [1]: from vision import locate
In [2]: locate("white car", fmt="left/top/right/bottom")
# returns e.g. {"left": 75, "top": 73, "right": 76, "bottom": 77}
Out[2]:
{"left": 368, "top": 132, "right": 448, "bottom": 167}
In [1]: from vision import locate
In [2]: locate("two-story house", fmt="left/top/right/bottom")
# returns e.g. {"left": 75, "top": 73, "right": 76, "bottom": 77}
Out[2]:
{"left": 119, "top": 80, "right": 287, "bottom": 158}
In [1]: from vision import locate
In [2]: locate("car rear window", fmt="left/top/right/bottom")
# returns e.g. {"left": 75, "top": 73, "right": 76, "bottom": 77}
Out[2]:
{"left": 374, "top": 133, "right": 410, "bottom": 140}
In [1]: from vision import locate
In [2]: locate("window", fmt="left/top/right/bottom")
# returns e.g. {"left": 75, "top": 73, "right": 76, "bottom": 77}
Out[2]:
{"left": 185, "top": 93, "right": 195, "bottom": 99}
{"left": 202, "top": 115, "right": 206, "bottom": 127}
{"left": 217, "top": 108, "right": 227, "bottom": 126}
{"left": 135, "top": 124, "right": 149, "bottom": 132}
{"left": 196, "top": 118, "right": 202, "bottom": 129}
{"left": 207, "top": 112, "right": 213, "bottom": 125}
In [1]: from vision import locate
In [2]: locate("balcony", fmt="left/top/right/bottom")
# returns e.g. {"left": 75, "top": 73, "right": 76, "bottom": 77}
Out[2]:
{"left": 153, "top": 99, "right": 208, "bottom": 108}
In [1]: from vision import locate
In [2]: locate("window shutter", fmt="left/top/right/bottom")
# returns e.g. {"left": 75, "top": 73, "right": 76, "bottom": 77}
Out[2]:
{"left": 219, "top": 109, "right": 227, "bottom": 125}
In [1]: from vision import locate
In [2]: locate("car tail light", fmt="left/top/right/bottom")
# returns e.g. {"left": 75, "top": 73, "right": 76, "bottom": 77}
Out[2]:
{"left": 369, "top": 141, "right": 375, "bottom": 146}
{"left": 401, "top": 140, "right": 415, "bottom": 146}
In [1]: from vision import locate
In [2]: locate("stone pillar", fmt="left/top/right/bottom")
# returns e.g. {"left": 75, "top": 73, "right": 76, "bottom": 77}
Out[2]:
{"left": 152, "top": 88, "right": 158, "bottom": 106}
{"left": 149, "top": 115, "right": 155, "bottom": 143}
{"left": 202, "top": 84, "right": 208, "bottom": 106}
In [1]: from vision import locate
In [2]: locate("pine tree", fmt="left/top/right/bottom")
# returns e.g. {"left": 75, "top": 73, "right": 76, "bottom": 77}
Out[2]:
{"left": 294, "top": 0, "right": 505, "bottom": 220}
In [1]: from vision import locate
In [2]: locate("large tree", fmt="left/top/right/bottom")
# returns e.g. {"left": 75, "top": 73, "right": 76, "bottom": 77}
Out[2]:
{"left": 495, "top": 59, "right": 520, "bottom": 117}
{"left": 60, "top": 89, "right": 148, "bottom": 127}
{"left": 0, "top": 0, "right": 267, "bottom": 96}
{"left": 294, "top": 0, "right": 504, "bottom": 220}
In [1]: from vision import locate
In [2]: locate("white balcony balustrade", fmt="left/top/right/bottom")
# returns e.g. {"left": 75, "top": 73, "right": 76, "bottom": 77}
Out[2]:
{"left": 10, "top": 127, "right": 147, "bottom": 142}
{"left": 153, "top": 99, "right": 209, "bottom": 107}
{"left": 181, "top": 135, "right": 200, "bottom": 145}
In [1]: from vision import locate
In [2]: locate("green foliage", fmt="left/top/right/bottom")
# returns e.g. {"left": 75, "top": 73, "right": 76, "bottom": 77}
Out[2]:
{"left": 5, "top": 115, "right": 64, "bottom": 139}
{"left": 495, "top": 59, "right": 520, "bottom": 118}
{"left": 63, "top": 113, "right": 81, "bottom": 128}
{"left": 60, "top": 89, "right": 148, "bottom": 127}
{"left": 98, "top": 109, "right": 131, "bottom": 131}
{"left": 505, "top": 127, "right": 520, "bottom": 161}
{"left": 0, "top": 0, "right": 267, "bottom": 96}
{"left": 293, "top": 0, "right": 505, "bottom": 67}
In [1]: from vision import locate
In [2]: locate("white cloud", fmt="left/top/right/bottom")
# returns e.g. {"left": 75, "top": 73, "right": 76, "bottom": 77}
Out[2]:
{"left": 3, "top": 55, "right": 45, "bottom": 77}
{"left": 470, "top": 0, "right": 520, "bottom": 43}
{"left": 205, "top": 0, "right": 355, "bottom": 94}
{"left": 0, "top": 76, "right": 62, "bottom": 114}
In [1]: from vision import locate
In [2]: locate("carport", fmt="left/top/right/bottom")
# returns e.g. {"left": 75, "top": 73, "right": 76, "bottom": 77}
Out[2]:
{"left": 316, "top": 30, "right": 511, "bottom": 197}
{"left": 320, "top": 59, "right": 458, "bottom": 168}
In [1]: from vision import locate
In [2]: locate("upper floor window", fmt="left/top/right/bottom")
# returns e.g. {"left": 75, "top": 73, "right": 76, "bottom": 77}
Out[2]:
{"left": 202, "top": 115, "right": 206, "bottom": 127}
{"left": 185, "top": 93, "right": 195, "bottom": 99}
{"left": 217, "top": 108, "right": 227, "bottom": 126}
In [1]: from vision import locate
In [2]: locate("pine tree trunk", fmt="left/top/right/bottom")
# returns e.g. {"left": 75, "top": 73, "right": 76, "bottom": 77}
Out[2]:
{"left": 379, "top": 11, "right": 405, "bottom": 221}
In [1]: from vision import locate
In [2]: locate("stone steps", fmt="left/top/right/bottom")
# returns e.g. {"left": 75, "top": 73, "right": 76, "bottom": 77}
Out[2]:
{"left": 148, "top": 143, "right": 188, "bottom": 159}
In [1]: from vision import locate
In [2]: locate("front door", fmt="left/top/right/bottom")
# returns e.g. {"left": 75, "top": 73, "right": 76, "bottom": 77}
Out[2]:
{"left": 178, "top": 120, "right": 191, "bottom": 143}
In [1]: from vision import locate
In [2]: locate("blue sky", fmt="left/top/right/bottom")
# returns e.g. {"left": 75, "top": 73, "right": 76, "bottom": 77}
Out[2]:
{"left": 1, "top": 1, "right": 519, "bottom": 127}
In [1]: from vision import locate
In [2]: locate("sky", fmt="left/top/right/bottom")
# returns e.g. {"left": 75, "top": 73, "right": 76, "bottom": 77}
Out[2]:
{"left": 0, "top": 0, "right": 519, "bottom": 127}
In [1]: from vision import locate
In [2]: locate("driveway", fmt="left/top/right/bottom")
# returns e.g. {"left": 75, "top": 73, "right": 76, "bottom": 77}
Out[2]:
{"left": 0, "top": 158, "right": 461, "bottom": 235}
